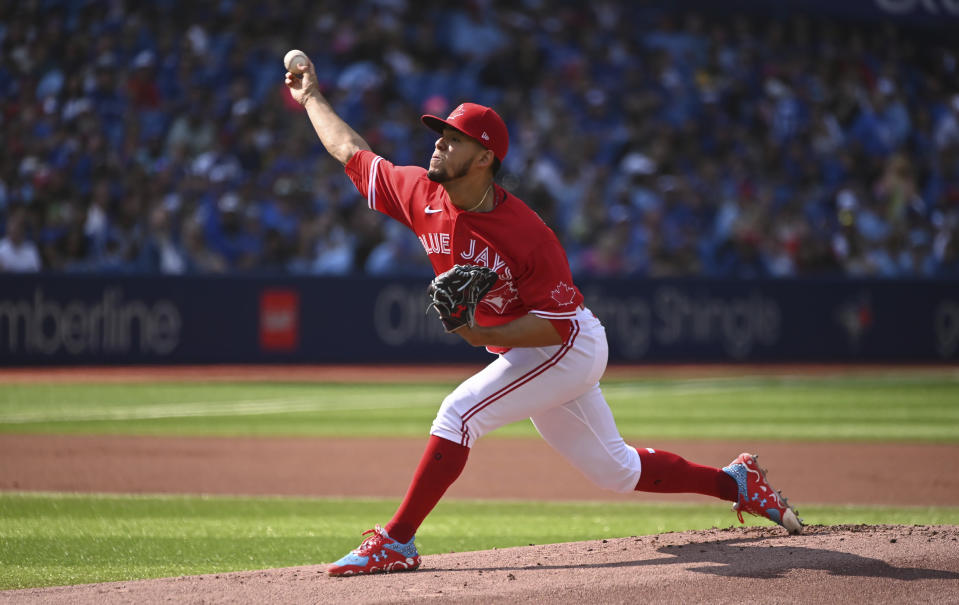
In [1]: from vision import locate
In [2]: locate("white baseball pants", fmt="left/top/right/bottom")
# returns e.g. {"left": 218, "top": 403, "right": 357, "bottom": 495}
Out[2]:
{"left": 430, "top": 307, "right": 642, "bottom": 493}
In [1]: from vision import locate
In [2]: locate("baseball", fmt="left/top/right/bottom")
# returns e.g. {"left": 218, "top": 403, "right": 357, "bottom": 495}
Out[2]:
{"left": 284, "top": 49, "right": 308, "bottom": 73}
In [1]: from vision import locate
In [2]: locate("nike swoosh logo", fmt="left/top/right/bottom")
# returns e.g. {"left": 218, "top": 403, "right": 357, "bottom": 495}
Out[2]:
{"left": 425, "top": 207, "right": 443, "bottom": 214}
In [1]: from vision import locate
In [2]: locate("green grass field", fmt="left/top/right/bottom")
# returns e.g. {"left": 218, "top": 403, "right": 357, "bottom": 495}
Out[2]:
{"left": 1, "top": 369, "right": 958, "bottom": 590}
{"left": 2, "top": 372, "right": 957, "bottom": 440}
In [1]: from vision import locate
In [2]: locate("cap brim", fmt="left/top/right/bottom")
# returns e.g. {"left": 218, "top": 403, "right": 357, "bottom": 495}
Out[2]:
{"left": 422, "top": 114, "right": 457, "bottom": 135}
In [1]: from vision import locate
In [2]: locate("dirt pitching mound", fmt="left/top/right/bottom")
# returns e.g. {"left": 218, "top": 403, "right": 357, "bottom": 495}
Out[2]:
{"left": 4, "top": 525, "right": 958, "bottom": 604}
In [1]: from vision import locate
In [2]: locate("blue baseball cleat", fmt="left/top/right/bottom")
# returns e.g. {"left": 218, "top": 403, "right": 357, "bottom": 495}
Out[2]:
{"left": 327, "top": 525, "right": 421, "bottom": 577}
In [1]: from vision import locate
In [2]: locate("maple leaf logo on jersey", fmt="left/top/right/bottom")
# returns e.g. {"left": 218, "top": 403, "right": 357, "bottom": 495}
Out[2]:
{"left": 551, "top": 282, "right": 577, "bottom": 306}
{"left": 482, "top": 280, "right": 519, "bottom": 314}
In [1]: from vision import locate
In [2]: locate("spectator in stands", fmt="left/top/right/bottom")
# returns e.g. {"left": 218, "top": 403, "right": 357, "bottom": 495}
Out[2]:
{"left": 0, "top": 206, "right": 42, "bottom": 272}
{"left": 141, "top": 203, "right": 188, "bottom": 274}
{"left": 0, "top": 1, "right": 956, "bottom": 281}
{"left": 182, "top": 216, "right": 228, "bottom": 274}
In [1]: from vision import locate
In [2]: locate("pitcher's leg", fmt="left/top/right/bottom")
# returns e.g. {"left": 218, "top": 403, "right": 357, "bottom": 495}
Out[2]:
{"left": 530, "top": 384, "right": 642, "bottom": 493}
{"left": 531, "top": 385, "right": 739, "bottom": 500}
{"left": 385, "top": 435, "right": 469, "bottom": 544}
{"left": 531, "top": 389, "right": 802, "bottom": 533}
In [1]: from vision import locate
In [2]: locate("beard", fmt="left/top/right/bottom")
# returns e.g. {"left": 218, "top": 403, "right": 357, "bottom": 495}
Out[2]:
{"left": 427, "top": 157, "right": 472, "bottom": 183}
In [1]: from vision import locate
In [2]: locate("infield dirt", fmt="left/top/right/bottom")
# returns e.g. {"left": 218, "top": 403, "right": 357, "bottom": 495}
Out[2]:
{"left": 3, "top": 525, "right": 958, "bottom": 604}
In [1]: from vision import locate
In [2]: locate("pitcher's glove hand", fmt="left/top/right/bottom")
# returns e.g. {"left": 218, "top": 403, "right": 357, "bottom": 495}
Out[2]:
{"left": 427, "top": 264, "right": 499, "bottom": 333}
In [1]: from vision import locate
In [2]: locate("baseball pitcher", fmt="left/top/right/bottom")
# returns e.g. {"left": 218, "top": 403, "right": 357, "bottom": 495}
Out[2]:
{"left": 284, "top": 54, "right": 802, "bottom": 577}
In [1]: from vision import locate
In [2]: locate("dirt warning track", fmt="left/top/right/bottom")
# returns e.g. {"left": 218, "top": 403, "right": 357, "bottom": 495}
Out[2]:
{"left": 2, "top": 434, "right": 959, "bottom": 507}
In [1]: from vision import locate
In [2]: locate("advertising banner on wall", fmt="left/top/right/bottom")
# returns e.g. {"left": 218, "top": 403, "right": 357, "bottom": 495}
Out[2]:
{"left": 580, "top": 279, "right": 957, "bottom": 362}
{"left": 0, "top": 275, "right": 955, "bottom": 365}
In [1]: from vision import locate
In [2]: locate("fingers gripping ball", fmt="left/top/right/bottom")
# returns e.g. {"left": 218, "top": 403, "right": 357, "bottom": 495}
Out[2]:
{"left": 427, "top": 265, "right": 499, "bottom": 333}
{"left": 284, "top": 49, "right": 308, "bottom": 77}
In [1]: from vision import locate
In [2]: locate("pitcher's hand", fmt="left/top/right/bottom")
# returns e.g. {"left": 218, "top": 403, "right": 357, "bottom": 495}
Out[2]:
{"left": 284, "top": 55, "right": 320, "bottom": 107}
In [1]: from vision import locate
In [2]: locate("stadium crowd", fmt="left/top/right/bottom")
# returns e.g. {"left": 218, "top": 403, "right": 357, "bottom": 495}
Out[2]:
{"left": 1, "top": 0, "right": 958, "bottom": 278}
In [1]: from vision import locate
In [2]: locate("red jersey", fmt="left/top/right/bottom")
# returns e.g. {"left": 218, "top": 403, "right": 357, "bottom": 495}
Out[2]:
{"left": 345, "top": 150, "right": 584, "bottom": 349}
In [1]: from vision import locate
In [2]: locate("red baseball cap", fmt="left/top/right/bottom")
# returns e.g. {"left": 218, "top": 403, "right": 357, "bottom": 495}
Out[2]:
{"left": 421, "top": 102, "right": 509, "bottom": 161}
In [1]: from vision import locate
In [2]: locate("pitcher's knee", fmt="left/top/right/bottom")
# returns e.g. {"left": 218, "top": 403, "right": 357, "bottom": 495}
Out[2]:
{"left": 586, "top": 465, "right": 641, "bottom": 493}
{"left": 582, "top": 446, "right": 641, "bottom": 493}
{"left": 430, "top": 395, "right": 473, "bottom": 446}
{"left": 429, "top": 416, "right": 465, "bottom": 445}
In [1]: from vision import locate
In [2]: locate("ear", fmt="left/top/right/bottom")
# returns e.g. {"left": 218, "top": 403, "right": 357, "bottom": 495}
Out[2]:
{"left": 474, "top": 148, "right": 494, "bottom": 171}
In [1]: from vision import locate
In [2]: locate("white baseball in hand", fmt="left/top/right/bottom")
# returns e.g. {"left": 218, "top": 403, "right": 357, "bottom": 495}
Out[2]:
{"left": 284, "top": 49, "right": 308, "bottom": 73}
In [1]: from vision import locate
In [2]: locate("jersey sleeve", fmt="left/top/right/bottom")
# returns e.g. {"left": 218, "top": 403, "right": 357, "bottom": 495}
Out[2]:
{"left": 515, "top": 236, "right": 584, "bottom": 321}
{"left": 344, "top": 149, "right": 424, "bottom": 228}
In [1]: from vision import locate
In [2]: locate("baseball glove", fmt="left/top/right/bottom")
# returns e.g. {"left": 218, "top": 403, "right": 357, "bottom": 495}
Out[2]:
{"left": 427, "top": 264, "right": 499, "bottom": 332}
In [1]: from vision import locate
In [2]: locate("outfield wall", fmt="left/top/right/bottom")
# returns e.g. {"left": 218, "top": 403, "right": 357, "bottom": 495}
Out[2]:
{"left": 0, "top": 274, "right": 955, "bottom": 365}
